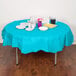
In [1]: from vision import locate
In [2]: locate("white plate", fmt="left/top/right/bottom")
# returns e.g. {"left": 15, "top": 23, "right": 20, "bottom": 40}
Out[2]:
{"left": 39, "top": 26, "right": 48, "bottom": 31}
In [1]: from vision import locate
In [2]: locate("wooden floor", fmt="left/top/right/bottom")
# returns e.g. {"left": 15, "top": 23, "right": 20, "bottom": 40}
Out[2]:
{"left": 0, "top": 43, "right": 76, "bottom": 76}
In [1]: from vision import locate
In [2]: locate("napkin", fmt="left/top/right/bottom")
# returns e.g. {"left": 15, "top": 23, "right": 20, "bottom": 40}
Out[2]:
{"left": 43, "top": 24, "right": 57, "bottom": 28}
{"left": 16, "top": 23, "right": 26, "bottom": 29}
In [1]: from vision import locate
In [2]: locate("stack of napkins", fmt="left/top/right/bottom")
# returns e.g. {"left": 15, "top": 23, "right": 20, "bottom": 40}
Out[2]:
{"left": 43, "top": 24, "right": 57, "bottom": 28}
{"left": 16, "top": 23, "right": 26, "bottom": 29}
{"left": 16, "top": 23, "right": 36, "bottom": 31}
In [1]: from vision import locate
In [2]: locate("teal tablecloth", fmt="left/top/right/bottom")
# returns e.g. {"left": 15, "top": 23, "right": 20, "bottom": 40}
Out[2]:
{"left": 2, "top": 19, "right": 74, "bottom": 54}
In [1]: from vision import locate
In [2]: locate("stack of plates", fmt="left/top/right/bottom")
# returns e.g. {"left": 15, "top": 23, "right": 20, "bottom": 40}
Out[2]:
{"left": 39, "top": 26, "right": 48, "bottom": 31}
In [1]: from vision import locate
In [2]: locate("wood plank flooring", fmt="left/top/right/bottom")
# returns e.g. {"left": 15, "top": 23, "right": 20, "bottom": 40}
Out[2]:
{"left": 0, "top": 43, "right": 76, "bottom": 76}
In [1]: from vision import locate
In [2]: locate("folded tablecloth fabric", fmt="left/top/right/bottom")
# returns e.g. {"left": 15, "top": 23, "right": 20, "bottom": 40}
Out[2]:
{"left": 2, "top": 19, "right": 74, "bottom": 54}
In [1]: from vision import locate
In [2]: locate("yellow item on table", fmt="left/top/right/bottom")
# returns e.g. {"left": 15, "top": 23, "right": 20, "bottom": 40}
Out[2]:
{"left": 43, "top": 23, "right": 56, "bottom": 28}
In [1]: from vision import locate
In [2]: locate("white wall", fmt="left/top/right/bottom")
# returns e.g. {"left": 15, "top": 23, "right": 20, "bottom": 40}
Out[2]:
{"left": 0, "top": 0, "right": 76, "bottom": 43}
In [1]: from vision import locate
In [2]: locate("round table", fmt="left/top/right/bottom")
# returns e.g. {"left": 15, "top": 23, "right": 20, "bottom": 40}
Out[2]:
{"left": 2, "top": 19, "right": 74, "bottom": 65}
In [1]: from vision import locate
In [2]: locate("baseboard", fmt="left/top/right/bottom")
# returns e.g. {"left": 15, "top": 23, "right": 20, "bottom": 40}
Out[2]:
{"left": 73, "top": 41, "right": 76, "bottom": 45}
{"left": 0, "top": 40, "right": 3, "bottom": 43}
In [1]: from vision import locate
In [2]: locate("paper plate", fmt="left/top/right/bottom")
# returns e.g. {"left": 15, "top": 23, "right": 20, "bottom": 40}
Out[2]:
{"left": 39, "top": 26, "right": 48, "bottom": 31}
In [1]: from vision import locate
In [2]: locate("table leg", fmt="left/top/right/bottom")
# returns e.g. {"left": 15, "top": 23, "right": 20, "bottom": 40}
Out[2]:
{"left": 16, "top": 48, "right": 18, "bottom": 65}
{"left": 54, "top": 53, "right": 57, "bottom": 66}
